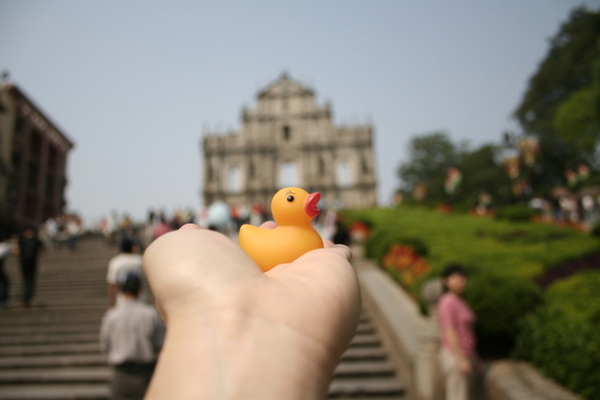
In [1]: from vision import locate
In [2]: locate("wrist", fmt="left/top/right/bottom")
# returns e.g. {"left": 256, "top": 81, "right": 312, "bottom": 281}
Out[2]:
{"left": 148, "top": 307, "right": 334, "bottom": 400}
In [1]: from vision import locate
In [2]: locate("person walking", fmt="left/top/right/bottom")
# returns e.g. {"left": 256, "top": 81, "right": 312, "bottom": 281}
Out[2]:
{"left": 0, "top": 240, "right": 12, "bottom": 308}
{"left": 100, "top": 273, "right": 165, "bottom": 400}
{"left": 14, "top": 228, "right": 43, "bottom": 309}
{"left": 437, "top": 264, "right": 480, "bottom": 400}
{"left": 106, "top": 238, "right": 144, "bottom": 307}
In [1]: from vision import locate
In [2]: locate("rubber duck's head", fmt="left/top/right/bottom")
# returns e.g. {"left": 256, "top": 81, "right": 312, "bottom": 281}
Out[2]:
{"left": 271, "top": 187, "right": 320, "bottom": 226}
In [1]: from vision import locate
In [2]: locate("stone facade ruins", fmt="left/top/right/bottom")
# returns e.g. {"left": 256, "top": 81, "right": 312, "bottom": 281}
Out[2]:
{"left": 202, "top": 74, "right": 377, "bottom": 210}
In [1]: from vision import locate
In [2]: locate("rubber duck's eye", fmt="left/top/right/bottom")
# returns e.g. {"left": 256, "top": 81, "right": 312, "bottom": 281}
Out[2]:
{"left": 287, "top": 195, "right": 294, "bottom": 202}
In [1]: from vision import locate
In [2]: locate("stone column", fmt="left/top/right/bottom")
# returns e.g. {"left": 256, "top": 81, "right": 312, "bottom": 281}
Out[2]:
{"left": 415, "top": 318, "right": 443, "bottom": 400}
{"left": 15, "top": 111, "right": 31, "bottom": 224}
{"left": 415, "top": 277, "right": 445, "bottom": 400}
{"left": 35, "top": 135, "right": 49, "bottom": 223}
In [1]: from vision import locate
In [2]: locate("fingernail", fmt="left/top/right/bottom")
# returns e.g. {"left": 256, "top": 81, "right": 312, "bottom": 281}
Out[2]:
{"left": 331, "top": 245, "right": 352, "bottom": 261}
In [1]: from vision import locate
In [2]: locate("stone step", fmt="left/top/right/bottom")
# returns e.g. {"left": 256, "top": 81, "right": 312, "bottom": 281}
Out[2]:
{"left": 355, "top": 322, "right": 375, "bottom": 334}
{"left": 328, "top": 377, "right": 405, "bottom": 397}
{"left": 0, "top": 383, "right": 109, "bottom": 400}
{"left": 10, "top": 278, "right": 108, "bottom": 287}
{"left": 5, "top": 259, "right": 113, "bottom": 270}
{"left": 0, "top": 354, "right": 106, "bottom": 369}
{"left": 341, "top": 347, "right": 388, "bottom": 361}
{"left": 0, "top": 315, "right": 103, "bottom": 328}
{"left": 0, "top": 299, "right": 107, "bottom": 309}
{"left": 349, "top": 333, "right": 380, "bottom": 347}
{"left": 0, "top": 332, "right": 99, "bottom": 345}
{"left": 0, "top": 367, "right": 110, "bottom": 384}
{"left": 0, "top": 323, "right": 100, "bottom": 336}
{"left": 0, "top": 309, "right": 105, "bottom": 324}
{"left": 334, "top": 360, "right": 396, "bottom": 378}
{"left": 329, "top": 397, "right": 405, "bottom": 400}
{"left": 0, "top": 342, "right": 100, "bottom": 356}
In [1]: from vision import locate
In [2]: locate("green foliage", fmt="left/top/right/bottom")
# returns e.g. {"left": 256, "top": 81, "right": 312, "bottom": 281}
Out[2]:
{"left": 514, "top": 271, "right": 600, "bottom": 399}
{"left": 365, "top": 228, "right": 428, "bottom": 261}
{"left": 465, "top": 269, "right": 542, "bottom": 358}
{"left": 515, "top": 6, "right": 600, "bottom": 183}
{"left": 555, "top": 87, "right": 599, "bottom": 155}
{"left": 515, "top": 7, "right": 600, "bottom": 135}
{"left": 592, "top": 221, "right": 600, "bottom": 237}
{"left": 458, "top": 144, "right": 513, "bottom": 205}
{"left": 494, "top": 204, "right": 537, "bottom": 222}
{"left": 398, "top": 131, "right": 460, "bottom": 203}
{"left": 545, "top": 269, "right": 600, "bottom": 319}
{"left": 397, "top": 133, "right": 515, "bottom": 207}
{"left": 345, "top": 207, "right": 600, "bottom": 281}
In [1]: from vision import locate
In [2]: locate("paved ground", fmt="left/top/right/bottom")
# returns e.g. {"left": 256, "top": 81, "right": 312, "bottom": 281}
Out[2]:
{"left": 0, "top": 237, "right": 406, "bottom": 400}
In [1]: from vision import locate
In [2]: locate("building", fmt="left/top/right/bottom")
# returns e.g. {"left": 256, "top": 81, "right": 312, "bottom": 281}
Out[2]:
{"left": 202, "top": 73, "right": 377, "bottom": 210}
{"left": 0, "top": 82, "right": 74, "bottom": 237}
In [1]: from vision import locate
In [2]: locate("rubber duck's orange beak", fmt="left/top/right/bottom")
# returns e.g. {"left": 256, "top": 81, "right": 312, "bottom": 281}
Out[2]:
{"left": 305, "top": 192, "right": 320, "bottom": 218}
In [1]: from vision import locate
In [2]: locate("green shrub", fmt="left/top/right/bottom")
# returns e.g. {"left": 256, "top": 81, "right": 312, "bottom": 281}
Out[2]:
{"left": 364, "top": 228, "right": 393, "bottom": 259}
{"left": 513, "top": 270, "right": 600, "bottom": 400}
{"left": 365, "top": 228, "right": 428, "bottom": 260}
{"left": 465, "top": 269, "right": 542, "bottom": 358}
{"left": 495, "top": 204, "right": 537, "bottom": 222}
{"left": 513, "top": 305, "right": 600, "bottom": 400}
{"left": 592, "top": 221, "right": 600, "bottom": 237}
{"left": 545, "top": 270, "right": 600, "bottom": 319}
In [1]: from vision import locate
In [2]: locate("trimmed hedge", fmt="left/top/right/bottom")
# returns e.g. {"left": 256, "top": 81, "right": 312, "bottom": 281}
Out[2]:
{"left": 495, "top": 203, "right": 537, "bottom": 222}
{"left": 513, "top": 270, "right": 600, "bottom": 400}
{"left": 465, "top": 268, "right": 542, "bottom": 358}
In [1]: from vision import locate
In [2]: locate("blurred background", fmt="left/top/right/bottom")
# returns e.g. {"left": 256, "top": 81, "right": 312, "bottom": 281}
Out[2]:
{"left": 0, "top": 1, "right": 596, "bottom": 225}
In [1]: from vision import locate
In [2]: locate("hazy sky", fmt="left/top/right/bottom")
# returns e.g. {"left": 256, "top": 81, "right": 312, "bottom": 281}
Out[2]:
{"left": 0, "top": 1, "right": 596, "bottom": 224}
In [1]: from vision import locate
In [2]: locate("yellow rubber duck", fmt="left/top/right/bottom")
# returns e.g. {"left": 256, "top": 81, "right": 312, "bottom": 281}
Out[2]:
{"left": 239, "top": 187, "right": 324, "bottom": 271}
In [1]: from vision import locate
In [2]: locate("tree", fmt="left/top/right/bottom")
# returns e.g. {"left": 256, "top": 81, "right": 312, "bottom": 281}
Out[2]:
{"left": 554, "top": 59, "right": 600, "bottom": 167}
{"left": 398, "top": 132, "right": 460, "bottom": 203}
{"left": 459, "top": 145, "right": 513, "bottom": 206}
{"left": 514, "top": 6, "right": 600, "bottom": 186}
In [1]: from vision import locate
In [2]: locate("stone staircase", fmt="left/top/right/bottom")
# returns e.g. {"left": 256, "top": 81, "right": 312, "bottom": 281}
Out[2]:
{"left": 0, "top": 237, "right": 405, "bottom": 399}
{"left": 0, "top": 238, "right": 113, "bottom": 399}
{"left": 330, "top": 311, "right": 406, "bottom": 399}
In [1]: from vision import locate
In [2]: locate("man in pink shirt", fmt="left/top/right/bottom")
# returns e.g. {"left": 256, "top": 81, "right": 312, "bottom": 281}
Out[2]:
{"left": 437, "top": 264, "right": 479, "bottom": 400}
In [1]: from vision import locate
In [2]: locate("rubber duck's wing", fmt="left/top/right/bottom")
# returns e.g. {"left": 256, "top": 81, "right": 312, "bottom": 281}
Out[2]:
{"left": 239, "top": 224, "right": 274, "bottom": 254}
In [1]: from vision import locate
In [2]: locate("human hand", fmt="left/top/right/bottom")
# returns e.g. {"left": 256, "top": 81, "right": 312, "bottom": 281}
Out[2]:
{"left": 143, "top": 223, "right": 360, "bottom": 400}
{"left": 459, "top": 357, "right": 472, "bottom": 376}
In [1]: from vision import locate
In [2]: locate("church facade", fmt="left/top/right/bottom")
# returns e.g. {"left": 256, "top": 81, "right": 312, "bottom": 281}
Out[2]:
{"left": 202, "top": 74, "right": 377, "bottom": 210}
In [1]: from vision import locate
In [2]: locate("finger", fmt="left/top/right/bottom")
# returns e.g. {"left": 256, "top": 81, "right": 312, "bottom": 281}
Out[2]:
{"left": 259, "top": 221, "right": 277, "bottom": 229}
{"left": 329, "top": 244, "right": 353, "bottom": 261}
{"left": 144, "top": 227, "right": 261, "bottom": 295}
{"left": 268, "top": 244, "right": 354, "bottom": 280}
{"left": 179, "top": 223, "right": 202, "bottom": 231}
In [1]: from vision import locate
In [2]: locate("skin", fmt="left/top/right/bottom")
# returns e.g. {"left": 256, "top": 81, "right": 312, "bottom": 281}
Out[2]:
{"left": 443, "top": 273, "right": 471, "bottom": 376}
{"left": 142, "top": 223, "right": 360, "bottom": 400}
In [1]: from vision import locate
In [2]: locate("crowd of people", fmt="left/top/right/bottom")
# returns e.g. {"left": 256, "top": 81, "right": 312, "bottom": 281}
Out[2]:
{"left": 529, "top": 190, "right": 600, "bottom": 230}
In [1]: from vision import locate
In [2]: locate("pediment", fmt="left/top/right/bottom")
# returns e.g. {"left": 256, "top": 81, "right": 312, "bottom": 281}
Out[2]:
{"left": 257, "top": 73, "right": 314, "bottom": 99}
